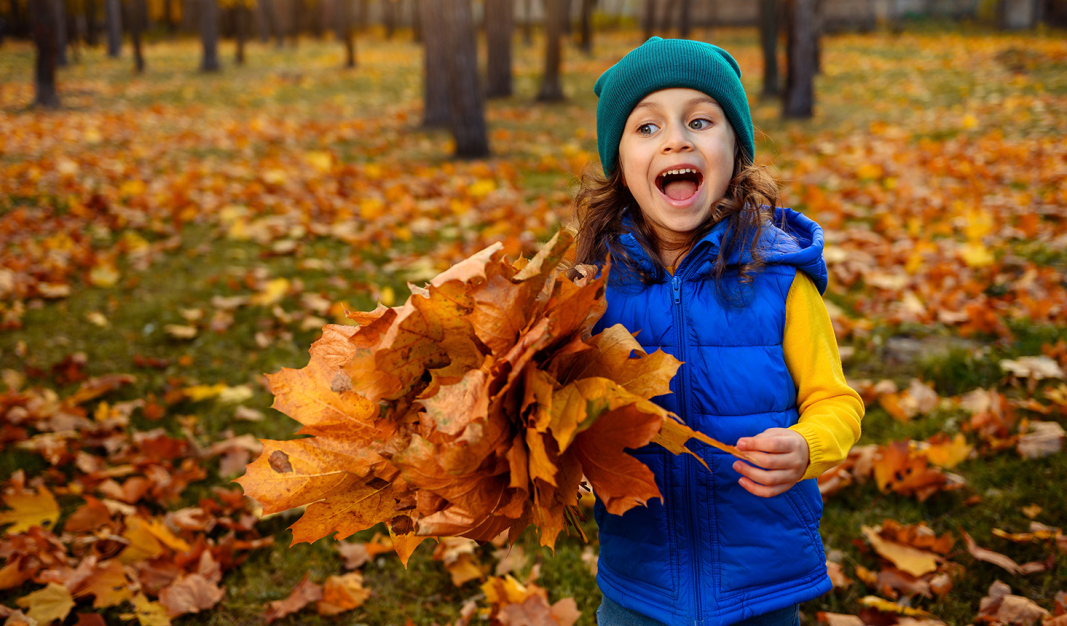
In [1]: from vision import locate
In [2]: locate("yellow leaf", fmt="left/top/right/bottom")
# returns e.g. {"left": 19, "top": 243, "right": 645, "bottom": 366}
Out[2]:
{"left": 164, "top": 324, "right": 198, "bottom": 339}
{"left": 250, "top": 278, "right": 290, "bottom": 306}
{"left": 318, "top": 572, "right": 371, "bottom": 615}
{"left": 856, "top": 163, "right": 883, "bottom": 180}
{"left": 861, "top": 526, "right": 939, "bottom": 576}
{"left": 379, "top": 286, "right": 396, "bottom": 306}
{"left": 467, "top": 179, "right": 496, "bottom": 199}
{"left": 130, "top": 593, "right": 172, "bottom": 626}
{"left": 304, "top": 151, "right": 333, "bottom": 173}
{"left": 118, "top": 516, "right": 166, "bottom": 563}
{"left": 182, "top": 384, "right": 229, "bottom": 402}
{"left": 960, "top": 242, "right": 994, "bottom": 268}
{"left": 860, "top": 595, "right": 934, "bottom": 617}
{"left": 263, "top": 169, "right": 287, "bottom": 185}
{"left": 89, "top": 261, "right": 121, "bottom": 288}
{"left": 923, "top": 434, "right": 973, "bottom": 469}
{"left": 359, "top": 197, "right": 386, "bottom": 220}
{"left": 964, "top": 208, "right": 995, "bottom": 241}
{"left": 0, "top": 486, "right": 59, "bottom": 535}
{"left": 16, "top": 583, "right": 75, "bottom": 625}
{"left": 119, "top": 179, "right": 146, "bottom": 197}
{"left": 961, "top": 114, "right": 978, "bottom": 129}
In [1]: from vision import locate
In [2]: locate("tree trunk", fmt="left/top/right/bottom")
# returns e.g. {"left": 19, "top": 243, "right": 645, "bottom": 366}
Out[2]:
{"left": 313, "top": 0, "right": 325, "bottom": 38}
{"left": 661, "top": 0, "right": 678, "bottom": 33}
{"left": 523, "top": 0, "right": 532, "bottom": 45}
{"left": 338, "top": 0, "right": 357, "bottom": 67}
{"left": 384, "top": 0, "right": 396, "bottom": 38}
{"left": 201, "top": 0, "right": 221, "bottom": 71}
{"left": 561, "top": 0, "right": 571, "bottom": 34}
{"left": 253, "top": 0, "right": 270, "bottom": 42}
{"left": 85, "top": 0, "right": 98, "bottom": 47}
{"left": 235, "top": 5, "right": 247, "bottom": 64}
{"left": 759, "top": 0, "right": 779, "bottom": 97}
{"left": 105, "top": 0, "right": 121, "bottom": 56}
{"left": 442, "top": 0, "right": 489, "bottom": 158}
{"left": 162, "top": 0, "right": 175, "bottom": 33}
{"left": 131, "top": 0, "right": 145, "bottom": 72}
{"left": 32, "top": 0, "right": 61, "bottom": 108}
{"left": 412, "top": 0, "right": 422, "bottom": 42}
{"left": 537, "top": 0, "right": 564, "bottom": 101}
{"left": 290, "top": 0, "right": 301, "bottom": 45}
{"left": 643, "top": 0, "right": 656, "bottom": 40}
{"left": 783, "top": 0, "right": 816, "bottom": 118}
{"left": 10, "top": 0, "right": 28, "bottom": 40}
{"left": 579, "top": 0, "right": 595, "bottom": 55}
{"left": 679, "top": 0, "right": 691, "bottom": 38}
{"left": 419, "top": 0, "right": 450, "bottom": 127}
{"left": 53, "top": 0, "right": 68, "bottom": 66}
{"left": 485, "top": 0, "right": 513, "bottom": 98}
{"left": 266, "top": 0, "right": 284, "bottom": 47}
{"left": 358, "top": 0, "right": 369, "bottom": 30}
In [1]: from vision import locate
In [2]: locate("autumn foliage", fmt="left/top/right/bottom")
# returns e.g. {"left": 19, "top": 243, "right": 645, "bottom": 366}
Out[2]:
{"left": 237, "top": 231, "right": 745, "bottom": 558}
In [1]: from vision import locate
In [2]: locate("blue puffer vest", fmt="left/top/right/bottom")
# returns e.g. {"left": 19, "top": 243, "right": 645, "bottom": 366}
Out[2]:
{"left": 592, "top": 208, "right": 832, "bottom": 626}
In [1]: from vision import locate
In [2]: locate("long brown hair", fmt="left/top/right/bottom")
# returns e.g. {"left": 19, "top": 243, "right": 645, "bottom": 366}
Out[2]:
{"left": 572, "top": 145, "right": 781, "bottom": 296}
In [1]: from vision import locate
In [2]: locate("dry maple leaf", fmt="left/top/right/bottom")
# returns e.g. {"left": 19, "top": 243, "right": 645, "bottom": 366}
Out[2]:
{"left": 264, "top": 574, "right": 323, "bottom": 624}
{"left": 977, "top": 580, "right": 1051, "bottom": 626}
{"left": 238, "top": 231, "right": 742, "bottom": 556}
{"left": 0, "top": 485, "right": 60, "bottom": 535}
{"left": 961, "top": 530, "right": 1049, "bottom": 575}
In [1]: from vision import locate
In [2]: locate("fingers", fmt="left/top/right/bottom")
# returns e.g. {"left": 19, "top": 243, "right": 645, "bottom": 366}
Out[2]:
{"left": 733, "top": 450, "right": 799, "bottom": 470}
{"left": 738, "top": 475, "right": 791, "bottom": 498}
{"left": 735, "top": 429, "right": 800, "bottom": 454}
{"left": 732, "top": 459, "right": 801, "bottom": 488}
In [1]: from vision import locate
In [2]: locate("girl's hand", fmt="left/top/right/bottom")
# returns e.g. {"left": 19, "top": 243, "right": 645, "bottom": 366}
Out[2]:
{"left": 732, "top": 428, "right": 810, "bottom": 498}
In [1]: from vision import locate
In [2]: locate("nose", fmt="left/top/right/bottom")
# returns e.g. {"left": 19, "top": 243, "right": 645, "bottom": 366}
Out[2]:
{"left": 661, "top": 123, "right": 693, "bottom": 154}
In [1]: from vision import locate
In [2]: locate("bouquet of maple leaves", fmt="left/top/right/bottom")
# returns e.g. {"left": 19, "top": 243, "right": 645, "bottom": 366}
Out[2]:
{"left": 237, "top": 231, "right": 744, "bottom": 563}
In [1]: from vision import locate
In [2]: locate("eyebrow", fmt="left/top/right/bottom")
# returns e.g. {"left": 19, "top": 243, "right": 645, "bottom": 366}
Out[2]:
{"left": 632, "top": 95, "right": 721, "bottom": 112}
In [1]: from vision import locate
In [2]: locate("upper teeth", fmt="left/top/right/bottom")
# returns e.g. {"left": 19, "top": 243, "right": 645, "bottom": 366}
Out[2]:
{"left": 662, "top": 168, "right": 696, "bottom": 177}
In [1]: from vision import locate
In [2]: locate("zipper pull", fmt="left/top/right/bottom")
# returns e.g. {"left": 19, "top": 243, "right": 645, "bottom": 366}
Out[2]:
{"left": 672, "top": 276, "right": 681, "bottom": 305}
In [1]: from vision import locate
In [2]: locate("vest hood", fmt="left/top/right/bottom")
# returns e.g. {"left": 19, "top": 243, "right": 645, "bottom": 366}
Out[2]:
{"left": 617, "top": 207, "right": 829, "bottom": 294}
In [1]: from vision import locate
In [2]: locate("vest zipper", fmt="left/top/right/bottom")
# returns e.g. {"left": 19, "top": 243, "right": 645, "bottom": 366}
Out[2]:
{"left": 671, "top": 273, "right": 703, "bottom": 622}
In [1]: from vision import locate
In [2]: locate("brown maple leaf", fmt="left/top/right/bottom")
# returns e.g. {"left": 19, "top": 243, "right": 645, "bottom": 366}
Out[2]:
{"left": 237, "top": 231, "right": 745, "bottom": 555}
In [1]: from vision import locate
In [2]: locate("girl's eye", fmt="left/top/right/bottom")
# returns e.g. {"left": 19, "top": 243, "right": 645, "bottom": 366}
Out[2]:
{"left": 689, "top": 118, "right": 711, "bottom": 130}
{"left": 637, "top": 123, "right": 659, "bottom": 135}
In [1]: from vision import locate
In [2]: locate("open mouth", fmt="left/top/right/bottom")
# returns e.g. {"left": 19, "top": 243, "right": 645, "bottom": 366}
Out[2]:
{"left": 656, "top": 168, "right": 704, "bottom": 202}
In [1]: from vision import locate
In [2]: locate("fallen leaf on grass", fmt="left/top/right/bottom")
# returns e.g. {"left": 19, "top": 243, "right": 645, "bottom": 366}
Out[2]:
{"left": 433, "top": 537, "right": 487, "bottom": 587}
{"left": 1000, "top": 357, "right": 1064, "bottom": 381}
{"left": 158, "top": 574, "right": 226, "bottom": 617}
{"left": 826, "top": 558, "right": 853, "bottom": 589}
{"left": 0, "top": 486, "right": 60, "bottom": 535}
{"left": 15, "top": 583, "right": 75, "bottom": 625}
{"left": 1017, "top": 421, "right": 1065, "bottom": 459}
{"left": 493, "top": 544, "right": 528, "bottom": 577}
{"left": 977, "top": 580, "right": 1050, "bottom": 626}
{"left": 817, "top": 613, "right": 865, "bottom": 626}
{"left": 317, "top": 572, "right": 371, "bottom": 615}
{"left": 860, "top": 595, "right": 934, "bottom": 617}
{"left": 264, "top": 574, "right": 322, "bottom": 624}
{"left": 124, "top": 593, "right": 172, "bottom": 626}
{"left": 862, "top": 525, "right": 940, "bottom": 577}
{"left": 962, "top": 530, "right": 1048, "bottom": 575}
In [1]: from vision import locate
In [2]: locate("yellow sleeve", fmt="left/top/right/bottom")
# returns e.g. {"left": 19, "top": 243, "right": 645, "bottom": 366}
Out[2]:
{"left": 784, "top": 273, "right": 865, "bottom": 480}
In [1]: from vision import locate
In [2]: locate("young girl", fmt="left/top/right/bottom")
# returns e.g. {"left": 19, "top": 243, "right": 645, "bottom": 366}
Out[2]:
{"left": 575, "top": 38, "right": 865, "bottom": 626}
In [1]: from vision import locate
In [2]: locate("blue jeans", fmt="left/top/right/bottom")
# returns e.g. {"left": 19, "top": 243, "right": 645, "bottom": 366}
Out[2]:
{"left": 596, "top": 596, "right": 800, "bottom": 626}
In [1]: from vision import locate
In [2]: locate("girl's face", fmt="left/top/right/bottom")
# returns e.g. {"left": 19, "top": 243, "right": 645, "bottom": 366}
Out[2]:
{"left": 618, "top": 88, "right": 736, "bottom": 247}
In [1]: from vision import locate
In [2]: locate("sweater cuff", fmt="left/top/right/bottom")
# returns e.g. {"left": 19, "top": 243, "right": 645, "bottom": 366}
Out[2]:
{"left": 791, "top": 422, "right": 829, "bottom": 482}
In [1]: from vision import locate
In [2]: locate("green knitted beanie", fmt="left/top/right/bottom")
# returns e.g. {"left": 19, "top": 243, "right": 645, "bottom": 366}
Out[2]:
{"left": 594, "top": 37, "right": 755, "bottom": 175}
